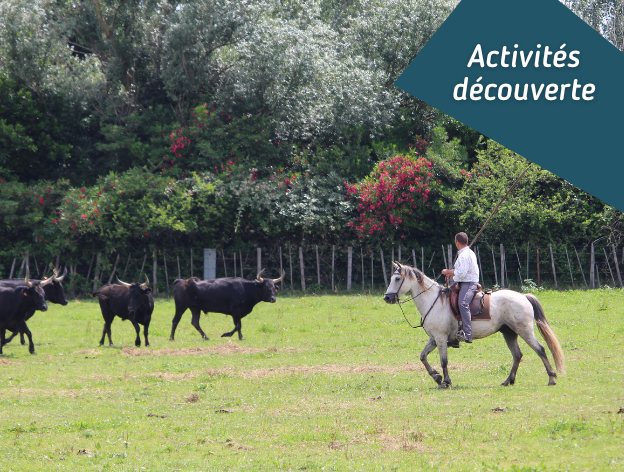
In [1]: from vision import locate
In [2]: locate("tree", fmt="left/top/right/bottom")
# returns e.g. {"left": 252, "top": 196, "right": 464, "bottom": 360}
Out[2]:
{"left": 453, "top": 140, "right": 605, "bottom": 245}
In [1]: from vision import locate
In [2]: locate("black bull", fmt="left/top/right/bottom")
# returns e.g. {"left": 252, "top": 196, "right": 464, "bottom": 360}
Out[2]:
{"left": 0, "top": 277, "right": 49, "bottom": 355}
{"left": 0, "top": 271, "right": 68, "bottom": 352}
{"left": 169, "top": 271, "right": 285, "bottom": 341}
{"left": 93, "top": 279, "right": 154, "bottom": 347}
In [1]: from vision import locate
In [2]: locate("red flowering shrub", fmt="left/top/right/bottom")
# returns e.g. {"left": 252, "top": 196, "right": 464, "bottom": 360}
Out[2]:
{"left": 345, "top": 155, "right": 438, "bottom": 237}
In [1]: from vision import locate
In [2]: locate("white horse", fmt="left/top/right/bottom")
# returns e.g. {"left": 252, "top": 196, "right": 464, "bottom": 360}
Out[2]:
{"left": 383, "top": 262, "right": 565, "bottom": 389}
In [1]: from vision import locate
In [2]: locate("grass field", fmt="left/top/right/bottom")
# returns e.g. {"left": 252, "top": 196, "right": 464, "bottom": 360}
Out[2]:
{"left": 0, "top": 288, "right": 623, "bottom": 471}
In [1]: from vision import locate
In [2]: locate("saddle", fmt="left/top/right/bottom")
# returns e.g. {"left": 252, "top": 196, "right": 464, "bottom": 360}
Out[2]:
{"left": 449, "top": 283, "right": 492, "bottom": 321}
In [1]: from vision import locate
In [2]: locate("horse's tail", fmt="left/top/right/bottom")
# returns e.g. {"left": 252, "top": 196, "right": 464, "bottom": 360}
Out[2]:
{"left": 525, "top": 293, "right": 566, "bottom": 375}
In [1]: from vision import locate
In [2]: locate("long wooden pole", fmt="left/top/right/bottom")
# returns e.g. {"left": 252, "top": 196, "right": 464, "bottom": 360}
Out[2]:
{"left": 347, "top": 247, "right": 353, "bottom": 290}
{"left": 491, "top": 246, "right": 498, "bottom": 286}
{"left": 163, "top": 250, "right": 170, "bottom": 291}
{"left": 107, "top": 253, "right": 121, "bottom": 285}
{"left": 500, "top": 244, "right": 505, "bottom": 288}
{"left": 316, "top": 245, "right": 321, "bottom": 286}
{"left": 279, "top": 246, "right": 284, "bottom": 291}
{"left": 590, "top": 243, "right": 595, "bottom": 289}
{"left": 289, "top": 244, "right": 293, "bottom": 291}
{"left": 331, "top": 245, "right": 335, "bottom": 292}
{"left": 221, "top": 249, "right": 227, "bottom": 277}
{"left": 537, "top": 248, "right": 541, "bottom": 287}
{"left": 603, "top": 247, "right": 616, "bottom": 286}
{"left": 361, "top": 248, "right": 365, "bottom": 290}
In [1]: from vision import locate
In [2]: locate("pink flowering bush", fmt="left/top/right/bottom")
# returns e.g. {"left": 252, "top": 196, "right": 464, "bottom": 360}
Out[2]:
{"left": 345, "top": 154, "right": 439, "bottom": 238}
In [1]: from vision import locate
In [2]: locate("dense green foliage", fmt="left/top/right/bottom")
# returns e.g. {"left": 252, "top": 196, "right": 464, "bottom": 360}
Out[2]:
{"left": 0, "top": 0, "right": 620, "bottom": 264}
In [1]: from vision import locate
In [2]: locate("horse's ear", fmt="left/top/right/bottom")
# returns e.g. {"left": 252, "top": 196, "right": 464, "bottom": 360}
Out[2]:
{"left": 392, "top": 261, "right": 399, "bottom": 270}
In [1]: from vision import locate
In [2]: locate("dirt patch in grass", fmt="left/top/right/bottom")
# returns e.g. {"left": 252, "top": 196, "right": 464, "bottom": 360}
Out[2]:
{"left": 121, "top": 342, "right": 301, "bottom": 357}
{"left": 0, "top": 358, "right": 14, "bottom": 365}
{"left": 74, "top": 349, "right": 102, "bottom": 355}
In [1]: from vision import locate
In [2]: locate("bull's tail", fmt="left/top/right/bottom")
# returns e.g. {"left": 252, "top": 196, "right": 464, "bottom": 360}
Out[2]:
{"left": 525, "top": 293, "right": 565, "bottom": 375}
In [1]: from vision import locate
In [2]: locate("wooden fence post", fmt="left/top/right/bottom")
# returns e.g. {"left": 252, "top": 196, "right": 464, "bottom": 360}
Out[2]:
{"left": 92, "top": 252, "right": 101, "bottom": 292}
{"left": 221, "top": 249, "right": 227, "bottom": 277}
{"left": 289, "top": 244, "right": 293, "bottom": 291}
{"left": 612, "top": 244, "right": 623, "bottom": 288}
{"left": 153, "top": 249, "right": 158, "bottom": 295}
{"left": 299, "top": 247, "right": 306, "bottom": 291}
{"left": 9, "top": 257, "right": 16, "bottom": 279}
{"left": 371, "top": 252, "right": 374, "bottom": 290}
{"left": 380, "top": 249, "right": 388, "bottom": 287}
{"left": 33, "top": 255, "right": 39, "bottom": 276}
{"left": 163, "top": 250, "right": 170, "bottom": 292}
{"left": 590, "top": 243, "right": 595, "bottom": 289}
{"left": 537, "top": 248, "right": 540, "bottom": 287}
{"left": 500, "top": 244, "right": 505, "bottom": 288}
{"left": 316, "top": 245, "right": 321, "bottom": 286}
{"left": 257, "top": 248, "right": 262, "bottom": 275}
{"left": 603, "top": 247, "right": 616, "bottom": 286}
{"left": 491, "top": 246, "right": 498, "bottom": 286}
{"left": 441, "top": 245, "right": 448, "bottom": 270}
{"left": 574, "top": 246, "right": 588, "bottom": 288}
{"left": 347, "top": 247, "right": 353, "bottom": 290}
{"left": 122, "top": 254, "right": 131, "bottom": 278}
{"left": 477, "top": 246, "right": 484, "bottom": 287}
{"left": 361, "top": 248, "right": 365, "bottom": 290}
{"left": 549, "top": 244, "right": 558, "bottom": 290}
{"left": 279, "top": 246, "right": 284, "bottom": 291}
{"left": 177, "top": 255, "right": 181, "bottom": 279}
{"left": 239, "top": 249, "right": 244, "bottom": 280}
{"left": 139, "top": 254, "right": 147, "bottom": 280}
{"left": 331, "top": 245, "right": 335, "bottom": 292}
{"left": 190, "top": 249, "right": 193, "bottom": 278}
{"left": 526, "top": 242, "right": 530, "bottom": 281}
{"left": 421, "top": 248, "right": 424, "bottom": 272}
{"left": 412, "top": 249, "right": 417, "bottom": 268}
{"left": 107, "top": 253, "right": 121, "bottom": 285}
{"left": 85, "top": 253, "right": 95, "bottom": 284}
{"left": 233, "top": 252, "right": 237, "bottom": 278}
{"left": 564, "top": 247, "right": 575, "bottom": 289}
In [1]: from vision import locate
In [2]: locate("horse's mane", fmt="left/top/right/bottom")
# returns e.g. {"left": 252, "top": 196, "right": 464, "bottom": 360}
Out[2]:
{"left": 396, "top": 263, "right": 427, "bottom": 289}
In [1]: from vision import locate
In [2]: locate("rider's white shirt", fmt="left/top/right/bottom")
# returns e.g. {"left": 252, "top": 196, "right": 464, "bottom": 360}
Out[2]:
{"left": 454, "top": 247, "right": 479, "bottom": 283}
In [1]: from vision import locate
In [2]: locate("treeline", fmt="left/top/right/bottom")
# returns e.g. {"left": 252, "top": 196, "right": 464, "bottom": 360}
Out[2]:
{"left": 0, "top": 0, "right": 621, "bottom": 266}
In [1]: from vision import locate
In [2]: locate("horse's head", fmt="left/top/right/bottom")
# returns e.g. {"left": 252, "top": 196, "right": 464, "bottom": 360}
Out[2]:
{"left": 383, "top": 262, "right": 413, "bottom": 304}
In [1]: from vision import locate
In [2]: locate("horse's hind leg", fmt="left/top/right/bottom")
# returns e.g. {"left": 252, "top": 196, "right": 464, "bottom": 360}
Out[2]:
{"left": 518, "top": 329, "right": 557, "bottom": 386}
{"left": 420, "top": 337, "right": 442, "bottom": 385}
{"left": 500, "top": 325, "right": 523, "bottom": 386}
{"left": 434, "top": 335, "right": 452, "bottom": 389}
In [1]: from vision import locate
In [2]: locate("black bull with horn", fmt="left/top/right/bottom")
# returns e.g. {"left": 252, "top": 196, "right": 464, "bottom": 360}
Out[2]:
{"left": 169, "top": 270, "right": 285, "bottom": 341}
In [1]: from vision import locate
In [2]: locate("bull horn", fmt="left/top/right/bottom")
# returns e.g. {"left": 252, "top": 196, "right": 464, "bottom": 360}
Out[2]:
{"left": 256, "top": 269, "right": 265, "bottom": 282}
{"left": 39, "top": 275, "right": 53, "bottom": 287}
{"left": 140, "top": 275, "right": 149, "bottom": 289}
{"left": 55, "top": 268, "right": 67, "bottom": 282}
{"left": 116, "top": 277, "right": 132, "bottom": 287}
{"left": 272, "top": 271, "right": 285, "bottom": 283}
{"left": 24, "top": 274, "right": 33, "bottom": 288}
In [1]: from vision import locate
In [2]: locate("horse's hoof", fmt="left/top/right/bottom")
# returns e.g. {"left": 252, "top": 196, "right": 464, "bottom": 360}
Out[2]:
{"left": 437, "top": 382, "right": 451, "bottom": 390}
{"left": 548, "top": 380, "right": 557, "bottom": 386}
{"left": 433, "top": 374, "right": 443, "bottom": 385}
{"left": 169, "top": 337, "right": 174, "bottom": 341}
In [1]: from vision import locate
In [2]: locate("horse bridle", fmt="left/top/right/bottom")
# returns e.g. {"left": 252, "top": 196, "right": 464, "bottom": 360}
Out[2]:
{"left": 388, "top": 270, "right": 445, "bottom": 329}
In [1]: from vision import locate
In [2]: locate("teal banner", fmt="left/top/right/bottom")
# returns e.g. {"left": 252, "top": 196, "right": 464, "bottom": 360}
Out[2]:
{"left": 395, "top": 0, "right": 624, "bottom": 211}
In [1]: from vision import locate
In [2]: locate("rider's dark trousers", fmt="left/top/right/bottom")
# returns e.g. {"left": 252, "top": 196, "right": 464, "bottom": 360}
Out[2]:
{"left": 458, "top": 282, "right": 479, "bottom": 338}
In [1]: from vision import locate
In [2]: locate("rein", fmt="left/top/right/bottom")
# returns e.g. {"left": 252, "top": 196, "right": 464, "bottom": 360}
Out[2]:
{"left": 392, "top": 273, "right": 445, "bottom": 329}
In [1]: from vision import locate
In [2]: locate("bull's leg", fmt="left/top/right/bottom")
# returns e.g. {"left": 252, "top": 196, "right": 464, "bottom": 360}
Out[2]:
{"left": 189, "top": 307, "right": 208, "bottom": 340}
{"left": 2, "top": 330, "right": 18, "bottom": 346}
{"left": 420, "top": 337, "right": 442, "bottom": 385}
{"left": 131, "top": 321, "right": 141, "bottom": 347}
{"left": 169, "top": 306, "right": 187, "bottom": 341}
{"left": 500, "top": 325, "right": 523, "bottom": 386}
{"left": 0, "top": 329, "right": 5, "bottom": 354}
{"left": 222, "top": 316, "right": 245, "bottom": 340}
{"left": 143, "top": 321, "right": 150, "bottom": 347}
{"left": 21, "top": 322, "right": 35, "bottom": 354}
{"left": 20, "top": 332, "right": 25, "bottom": 345}
{"left": 99, "top": 315, "right": 114, "bottom": 346}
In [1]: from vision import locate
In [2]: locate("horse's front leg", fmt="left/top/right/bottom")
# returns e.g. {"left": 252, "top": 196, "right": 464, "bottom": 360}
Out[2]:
{"left": 435, "top": 335, "right": 452, "bottom": 389}
{"left": 420, "top": 337, "right": 443, "bottom": 385}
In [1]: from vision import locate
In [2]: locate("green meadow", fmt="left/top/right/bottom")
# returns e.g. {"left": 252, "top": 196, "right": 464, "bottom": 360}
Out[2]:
{"left": 0, "top": 289, "right": 623, "bottom": 471}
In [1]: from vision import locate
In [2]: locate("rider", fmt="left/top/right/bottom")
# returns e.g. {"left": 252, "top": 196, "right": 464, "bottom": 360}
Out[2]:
{"left": 441, "top": 232, "right": 479, "bottom": 343}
